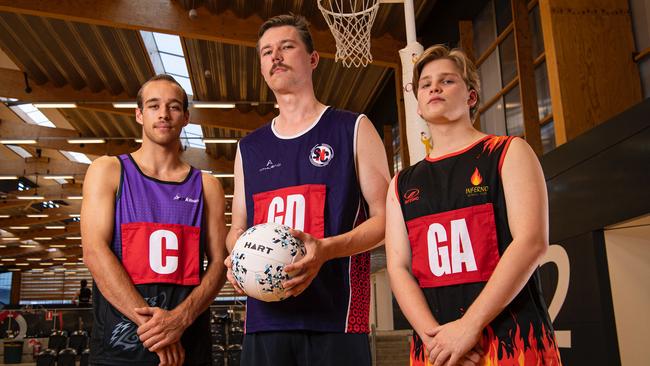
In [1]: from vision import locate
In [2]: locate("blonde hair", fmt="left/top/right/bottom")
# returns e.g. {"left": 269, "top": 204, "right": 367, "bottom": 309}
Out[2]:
{"left": 412, "top": 44, "right": 481, "bottom": 121}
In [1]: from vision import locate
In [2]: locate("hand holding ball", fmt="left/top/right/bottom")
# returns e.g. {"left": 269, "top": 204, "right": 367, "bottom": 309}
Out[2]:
{"left": 231, "top": 223, "right": 306, "bottom": 302}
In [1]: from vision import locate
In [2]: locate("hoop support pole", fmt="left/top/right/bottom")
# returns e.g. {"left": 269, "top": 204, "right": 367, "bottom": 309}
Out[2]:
{"left": 403, "top": 0, "right": 417, "bottom": 44}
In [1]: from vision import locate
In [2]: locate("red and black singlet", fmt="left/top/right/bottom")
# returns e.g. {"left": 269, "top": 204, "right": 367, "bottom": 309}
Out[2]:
{"left": 396, "top": 135, "right": 561, "bottom": 365}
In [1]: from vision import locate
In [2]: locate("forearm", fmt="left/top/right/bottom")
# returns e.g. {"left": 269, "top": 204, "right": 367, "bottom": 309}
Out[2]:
{"left": 84, "top": 245, "right": 149, "bottom": 326}
{"left": 389, "top": 266, "right": 439, "bottom": 340}
{"left": 463, "top": 239, "right": 547, "bottom": 329}
{"left": 171, "top": 260, "right": 226, "bottom": 327}
{"left": 321, "top": 214, "right": 385, "bottom": 259}
{"left": 226, "top": 225, "right": 244, "bottom": 253}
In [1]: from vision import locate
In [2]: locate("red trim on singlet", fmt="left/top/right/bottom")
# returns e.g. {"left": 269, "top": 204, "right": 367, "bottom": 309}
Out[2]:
{"left": 425, "top": 135, "right": 493, "bottom": 163}
{"left": 498, "top": 136, "right": 517, "bottom": 174}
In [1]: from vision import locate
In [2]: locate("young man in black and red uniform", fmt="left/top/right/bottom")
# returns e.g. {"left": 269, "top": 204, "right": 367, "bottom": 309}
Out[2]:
{"left": 385, "top": 45, "right": 562, "bottom": 366}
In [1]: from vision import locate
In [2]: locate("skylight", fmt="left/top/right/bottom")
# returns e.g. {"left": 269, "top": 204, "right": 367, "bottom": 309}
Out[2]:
{"left": 11, "top": 104, "right": 56, "bottom": 128}
{"left": 6, "top": 145, "right": 32, "bottom": 158}
{"left": 140, "top": 31, "right": 203, "bottom": 148}
{"left": 60, "top": 151, "right": 92, "bottom": 164}
{"left": 181, "top": 124, "right": 206, "bottom": 149}
{"left": 140, "top": 31, "right": 194, "bottom": 96}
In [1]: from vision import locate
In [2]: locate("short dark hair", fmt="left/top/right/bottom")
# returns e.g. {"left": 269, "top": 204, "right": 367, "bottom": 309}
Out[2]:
{"left": 80, "top": 279, "right": 88, "bottom": 287}
{"left": 257, "top": 14, "right": 315, "bottom": 54}
{"left": 136, "top": 74, "right": 189, "bottom": 111}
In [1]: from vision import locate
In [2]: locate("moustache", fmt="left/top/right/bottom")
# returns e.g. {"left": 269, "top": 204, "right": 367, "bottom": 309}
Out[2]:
{"left": 270, "top": 63, "right": 290, "bottom": 76}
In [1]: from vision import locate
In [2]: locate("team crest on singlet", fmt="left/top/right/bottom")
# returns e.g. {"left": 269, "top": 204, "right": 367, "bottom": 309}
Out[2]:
{"left": 309, "top": 143, "right": 334, "bottom": 167}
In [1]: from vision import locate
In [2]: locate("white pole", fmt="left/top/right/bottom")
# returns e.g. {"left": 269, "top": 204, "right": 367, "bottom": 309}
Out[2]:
{"left": 403, "top": 0, "right": 417, "bottom": 44}
{"left": 397, "top": 0, "right": 429, "bottom": 165}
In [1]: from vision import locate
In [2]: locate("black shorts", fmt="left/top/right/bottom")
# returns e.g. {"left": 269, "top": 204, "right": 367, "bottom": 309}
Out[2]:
{"left": 241, "top": 331, "right": 371, "bottom": 366}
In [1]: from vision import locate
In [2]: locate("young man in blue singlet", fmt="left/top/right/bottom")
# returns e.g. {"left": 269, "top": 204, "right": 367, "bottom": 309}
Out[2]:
{"left": 385, "top": 45, "right": 562, "bottom": 366}
{"left": 225, "top": 14, "right": 391, "bottom": 366}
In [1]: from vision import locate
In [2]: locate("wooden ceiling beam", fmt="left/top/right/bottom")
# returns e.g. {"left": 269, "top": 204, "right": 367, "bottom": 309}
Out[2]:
{"left": 0, "top": 204, "right": 80, "bottom": 228}
{"left": 0, "top": 0, "right": 402, "bottom": 67}
{"left": 0, "top": 119, "right": 234, "bottom": 172}
{"left": 0, "top": 157, "right": 89, "bottom": 176}
{"left": 3, "top": 223, "right": 80, "bottom": 241}
{"left": 0, "top": 68, "right": 131, "bottom": 102}
{"left": 80, "top": 103, "right": 270, "bottom": 132}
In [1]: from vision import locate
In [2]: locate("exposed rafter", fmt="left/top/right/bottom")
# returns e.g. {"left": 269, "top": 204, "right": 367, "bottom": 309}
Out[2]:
{"left": 0, "top": 204, "right": 80, "bottom": 228}
{"left": 0, "top": 119, "right": 234, "bottom": 172}
{"left": 0, "top": 0, "right": 402, "bottom": 67}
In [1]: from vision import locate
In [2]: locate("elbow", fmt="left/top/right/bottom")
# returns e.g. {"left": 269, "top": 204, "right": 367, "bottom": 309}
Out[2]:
{"left": 532, "top": 239, "right": 549, "bottom": 264}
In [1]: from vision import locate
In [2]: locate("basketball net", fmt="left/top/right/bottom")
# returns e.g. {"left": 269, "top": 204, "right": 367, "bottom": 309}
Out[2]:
{"left": 319, "top": 0, "right": 429, "bottom": 164}
{"left": 318, "top": 0, "right": 380, "bottom": 68}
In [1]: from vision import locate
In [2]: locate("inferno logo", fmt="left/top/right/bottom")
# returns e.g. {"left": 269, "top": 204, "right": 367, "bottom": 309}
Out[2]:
{"left": 470, "top": 167, "right": 483, "bottom": 186}
{"left": 309, "top": 143, "right": 334, "bottom": 167}
{"left": 466, "top": 167, "right": 489, "bottom": 196}
{"left": 404, "top": 188, "right": 420, "bottom": 204}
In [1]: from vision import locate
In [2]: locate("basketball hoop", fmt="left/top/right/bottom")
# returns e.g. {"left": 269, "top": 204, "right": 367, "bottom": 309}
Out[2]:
{"left": 318, "top": 0, "right": 380, "bottom": 68}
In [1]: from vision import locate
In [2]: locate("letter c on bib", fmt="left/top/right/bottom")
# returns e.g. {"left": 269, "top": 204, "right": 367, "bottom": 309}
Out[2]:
{"left": 149, "top": 229, "right": 179, "bottom": 274}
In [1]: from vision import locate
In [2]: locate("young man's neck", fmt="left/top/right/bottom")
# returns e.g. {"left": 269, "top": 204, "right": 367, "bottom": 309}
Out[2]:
{"left": 131, "top": 140, "right": 189, "bottom": 180}
{"left": 273, "top": 89, "right": 326, "bottom": 135}
{"left": 427, "top": 118, "right": 486, "bottom": 159}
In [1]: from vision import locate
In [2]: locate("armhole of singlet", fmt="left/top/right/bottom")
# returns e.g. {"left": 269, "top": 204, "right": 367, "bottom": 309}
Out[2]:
{"left": 394, "top": 170, "right": 401, "bottom": 203}
{"left": 115, "top": 155, "right": 125, "bottom": 201}
{"left": 352, "top": 113, "right": 366, "bottom": 182}
{"left": 498, "top": 136, "right": 517, "bottom": 175}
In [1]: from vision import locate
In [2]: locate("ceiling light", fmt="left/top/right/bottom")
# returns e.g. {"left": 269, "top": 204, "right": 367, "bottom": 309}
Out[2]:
{"left": 16, "top": 263, "right": 29, "bottom": 266}
{"left": 67, "top": 196, "right": 83, "bottom": 200}
{"left": 0, "top": 176, "right": 18, "bottom": 180}
{"left": 1, "top": 258, "right": 16, "bottom": 262}
{"left": 45, "top": 226, "right": 65, "bottom": 230}
{"left": 27, "top": 258, "right": 41, "bottom": 261}
{"left": 17, "top": 195, "right": 44, "bottom": 200}
{"left": 32, "top": 103, "right": 77, "bottom": 108}
{"left": 135, "top": 138, "right": 143, "bottom": 143}
{"left": 40, "top": 262, "right": 53, "bottom": 266}
{"left": 0, "top": 245, "right": 6, "bottom": 248}
{"left": 1, "top": 237, "right": 19, "bottom": 241}
{"left": 192, "top": 102, "right": 236, "bottom": 109}
{"left": 53, "top": 258, "right": 67, "bottom": 261}
{"left": 34, "top": 237, "right": 52, "bottom": 240}
{"left": 0, "top": 139, "right": 37, "bottom": 144}
{"left": 8, "top": 268, "right": 20, "bottom": 271}
{"left": 202, "top": 139, "right": 238, "bottom": 144}
{"left": 68, "top": 214, "right": 80, "bottom": 218}
{"left": 26, "top": 214, "right": 48, "bottom": 218}
{"left": 213, "top": 174, "right": 235, "bottom": 178}
{"left": 113, "top": 102, "right": 138, "bottom": 108}
{"left": 19, "top": 244, "right": 36, "bottom": 248}
{"left": 9, "top": 226, "right": 30, "bottom": 230}
{"left": 43, "top": 176, "right": 74, "bottom": 180}
{"left": 67, "top": 237, "right": 82, "bottom": 240}
{"left": 225, "top": 194, "right": 234, "bottom": 198}
{"left": 274, "top": 103, "right": 279, "bottom": 108}
{"left": 50, "top": 244, "right": 66, "bottom": 248}
{"left": 0, "top": 215, "right": 10, "bottom": 218}
{"left": 67, "top": 138, "right": 106, "bottom": 144}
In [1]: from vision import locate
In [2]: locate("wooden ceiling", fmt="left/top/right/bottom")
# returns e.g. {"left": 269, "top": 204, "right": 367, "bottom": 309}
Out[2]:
{"left": 0, "top": 0, "right": 435, "bottom": 276}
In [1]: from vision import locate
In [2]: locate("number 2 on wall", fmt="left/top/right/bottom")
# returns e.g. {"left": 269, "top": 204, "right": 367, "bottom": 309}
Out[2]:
{"left": 541, "top": 244, "right": 572, "bottom": 348}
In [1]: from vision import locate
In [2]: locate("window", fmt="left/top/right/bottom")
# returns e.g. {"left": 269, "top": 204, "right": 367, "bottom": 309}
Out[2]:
{"left": 0, "top": 272, "right": 12, "bottom": 305}
{"left": 629, "top": 0, "right": 650, "bottom": 98}
{"left": 473, "top": 0, "right": 556, "bottom": 153}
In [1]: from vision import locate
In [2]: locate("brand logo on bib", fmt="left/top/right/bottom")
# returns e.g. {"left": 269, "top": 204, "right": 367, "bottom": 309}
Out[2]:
{"left": 309, "top": 143, "right": 334, "bottom": 167}
{"left": 259, "top": 159, "right": 282, "bottom": 172}
{"left": 404, "top": 188, "right": 420, "bottom": 204}
{"left": 465, "top": 167, "right": 489, "bottom": 197}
